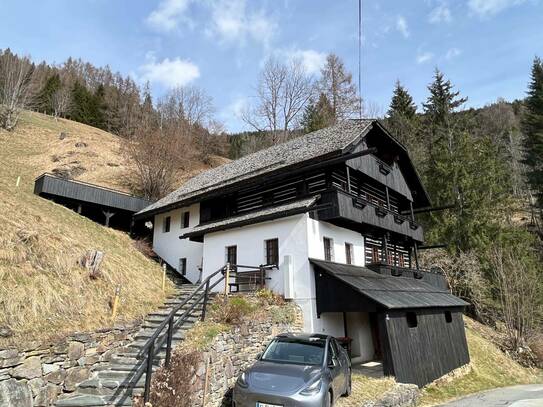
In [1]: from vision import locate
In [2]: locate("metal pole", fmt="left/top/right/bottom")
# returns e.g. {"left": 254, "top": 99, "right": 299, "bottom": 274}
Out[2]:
{"left": 144, "top": 341, "right": 155, "bottom": 403}
{"left": 165, "top": 319, "right": 173, "bottom": 367}
{"left": 201, "top": 280, "right": 210, "bottom": 321}
{"left": 413, "top": 242, "right": 420, "bottom": 270}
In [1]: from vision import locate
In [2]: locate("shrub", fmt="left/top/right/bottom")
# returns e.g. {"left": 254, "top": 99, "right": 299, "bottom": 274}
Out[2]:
{"left": 210, "top": 295, "right": 255, "bottom": 324}
{"left": 256, "top": 288, "right": 285, "bottom": 306}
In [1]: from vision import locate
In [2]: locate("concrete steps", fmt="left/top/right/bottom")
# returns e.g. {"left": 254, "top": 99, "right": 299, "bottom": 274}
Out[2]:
{"left": 56, "top": 278, "right": 201, "bottom": 407}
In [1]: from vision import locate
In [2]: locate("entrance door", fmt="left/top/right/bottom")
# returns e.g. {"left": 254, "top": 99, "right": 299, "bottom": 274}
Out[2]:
{"left": 369, "top": 313, "right": 382, "bottom": 360}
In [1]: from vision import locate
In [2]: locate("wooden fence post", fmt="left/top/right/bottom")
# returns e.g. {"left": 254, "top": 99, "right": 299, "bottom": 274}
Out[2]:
{"left": 162, "top": 263, "right": 167, "bottom": 292}
{"left": 224, "top": 263, "right": 231, "bottom": 296}
{"left": 111, "top": 285, "right": 121, "bottom": 320}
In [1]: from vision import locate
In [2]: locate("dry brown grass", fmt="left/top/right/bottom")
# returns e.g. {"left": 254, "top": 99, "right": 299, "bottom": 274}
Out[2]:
{"left": 336, "top": 375, "right": 396, "bottom": 406}
{"left": 0, "top": 111, "right": 176, "bottom": 348}
{"left": 418, "top": 317, "right": 542, "bottom": 406}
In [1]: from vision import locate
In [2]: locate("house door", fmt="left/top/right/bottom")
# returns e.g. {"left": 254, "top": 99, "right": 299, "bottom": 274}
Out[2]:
{"left": 369, "top": 313, "right": 382, "bottom": 360}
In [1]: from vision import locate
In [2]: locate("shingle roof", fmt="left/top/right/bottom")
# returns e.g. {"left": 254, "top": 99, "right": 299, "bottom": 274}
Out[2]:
{"left": 137, "top": 119, "right": 373, "bottom": 217}
{"left": 181, "top": 196, "right": 320, "bottom": 239}
{"left": 310, "top": 259, "right": 468, "bottom": 309}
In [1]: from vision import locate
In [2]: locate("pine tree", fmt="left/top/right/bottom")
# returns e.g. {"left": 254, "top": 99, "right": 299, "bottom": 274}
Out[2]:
{"left": 522, "top": 56, "right": 543, "bottom": 206}
{"left": 300, "top": 93, "right": 334, "bottom": 133}
{"left": 388, "top": 80, "right": 416, "bottom": 119}
{"left": 70, "top": 81, "right": 93, "bottom": 124}
{"left": 91, "top": 84, "right": 107, "bottom": 129}
{"left": 37, "top": 73, "right": 61, "bottom": 114}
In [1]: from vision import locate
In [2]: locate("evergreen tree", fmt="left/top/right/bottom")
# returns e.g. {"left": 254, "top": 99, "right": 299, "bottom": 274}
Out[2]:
{"left": 300, "top": 93, "right": 334, "bottom": 133}
{"left": 522, "top": 56, "right": 543, "bottom": 207}
{"left": 36, "top": 73, "right": 61, "bottom": 114}
{"left": 91, "top": 84, "right": 107, "bottom": 129}
{"left": 385, "top": 81, "right": 423, "bottom": 165}
{"left": 70, "top": 81, "right": 93, "bottom": 125}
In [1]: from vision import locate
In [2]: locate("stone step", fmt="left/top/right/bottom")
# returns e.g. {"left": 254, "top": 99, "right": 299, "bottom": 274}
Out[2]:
{"left": 56, "top": 393, "right": 133, "bottom": 406}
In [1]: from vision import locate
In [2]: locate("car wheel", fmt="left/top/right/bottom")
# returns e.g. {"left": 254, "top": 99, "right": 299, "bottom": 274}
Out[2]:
{"left": 342, "top": 370, "right": 352, "bottom": 397}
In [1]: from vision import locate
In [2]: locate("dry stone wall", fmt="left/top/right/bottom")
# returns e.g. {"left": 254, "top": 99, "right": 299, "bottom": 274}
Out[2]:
{"left": 0, "top": 322, "right": 141, "bottom": 407}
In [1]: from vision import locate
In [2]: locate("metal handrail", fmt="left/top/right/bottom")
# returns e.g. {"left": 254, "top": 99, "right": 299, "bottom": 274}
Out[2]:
{"left": 136, "top": 264, "right": 227, "bottom": 403}
{"left": 133, "top": 263, "right": 276, "bottom": 403}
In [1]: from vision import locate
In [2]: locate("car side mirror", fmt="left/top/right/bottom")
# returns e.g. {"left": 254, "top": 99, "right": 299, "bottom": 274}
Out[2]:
{"left": 255, "top": 353, "right": 261, "bottom": 360}
{"left": 328, "top": 357, "right": 339, "bottom": 369}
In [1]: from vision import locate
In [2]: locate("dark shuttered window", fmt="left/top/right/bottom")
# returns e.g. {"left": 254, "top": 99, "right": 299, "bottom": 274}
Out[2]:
{"left": 163, "top": 216, "right": 171, "bottom": 233}
{"left": 345, "top": 243, "right": 354, "bottom": 265}
{"left": 182, "top": 211, "right": 190, "bottom": 228}
{"left": 265, "top": 238, "right": 279, "bottom": 266}
{"left": 323, "top": 237, "right": 334, "bottom": 261}
{"left": 226, "top": 245, "right": 237, "bottom": 266}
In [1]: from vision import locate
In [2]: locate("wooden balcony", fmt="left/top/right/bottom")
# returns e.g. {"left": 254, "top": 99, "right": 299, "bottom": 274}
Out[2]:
{"left": 366, "top": 262, "right": 448, "bottom": 290}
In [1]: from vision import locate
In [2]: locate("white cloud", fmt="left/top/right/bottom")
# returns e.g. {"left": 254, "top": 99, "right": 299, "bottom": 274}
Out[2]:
{"left": 396, "top": 15, "right": 410, "bottom": 38}
{"left": 416, "top": 52, "right": 434, "bottom": 64}
{"left": 429, "top": 3, "right": 452, "bottom": 23}
{"left": 207, "top": 0, "right": 276, "bottom": 47}
{"left": 146, "top": 0, "right": 192, "bottom": 32}
{"left": 446, "top": 47, "right": 462, "bottom": 59}
{"left": 468, "top": 0, "right": 527, "bottom": 17}
{"left": 274, "top": 48, "right": 327, "bottom": 75}
{"left": 139, "top": 56, "right": 200, "bottom": 88}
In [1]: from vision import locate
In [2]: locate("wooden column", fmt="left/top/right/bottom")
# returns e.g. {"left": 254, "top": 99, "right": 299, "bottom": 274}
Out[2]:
{"left": 346, "top": 166, "right": 352, "bottom": 194}
{"left": 102, "top": 210, "right": 115, "bottom": 227}
{"left": 385, "top": 187, "right": 391, "bottom": 210}
{"left": 409, "top": 201, "right": 415, "bottom": 221}
{"left": 77, "top": 204, "right": 82, "bottom": 214}
{"left": 382, "top": 233, "right": 389, "bottom": 264}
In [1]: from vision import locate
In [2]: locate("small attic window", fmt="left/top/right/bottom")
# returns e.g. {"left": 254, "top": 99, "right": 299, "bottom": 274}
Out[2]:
{"left": 406, "top": 312, "right": 418, "bottom": 328}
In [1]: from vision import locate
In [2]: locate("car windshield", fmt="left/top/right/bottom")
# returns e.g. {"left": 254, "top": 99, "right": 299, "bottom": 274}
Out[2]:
{"left": 261, "top": 337, "right": 326, "bottom": 365}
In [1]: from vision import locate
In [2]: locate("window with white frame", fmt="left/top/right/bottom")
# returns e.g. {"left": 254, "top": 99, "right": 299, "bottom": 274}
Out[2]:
{"left": 323, "top": 237, "right": 334, "bottom": 261}
{"left": 345, "top": 242, "right": 354, "bottom": 265}
{"left": 265, "top": 238, "right": 279, "bottom": 266}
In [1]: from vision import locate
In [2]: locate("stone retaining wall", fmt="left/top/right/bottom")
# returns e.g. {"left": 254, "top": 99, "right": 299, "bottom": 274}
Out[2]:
{"left": 0, "top": 322, "right": 141, "bottom": 406}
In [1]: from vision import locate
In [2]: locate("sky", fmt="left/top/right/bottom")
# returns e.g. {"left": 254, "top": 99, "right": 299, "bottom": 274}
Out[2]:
{"left": 0, "top": 0, "right": 541, "bottom": 132}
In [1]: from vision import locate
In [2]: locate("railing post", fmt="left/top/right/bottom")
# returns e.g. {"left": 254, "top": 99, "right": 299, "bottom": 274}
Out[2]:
{"left": 165, "top": 318, "right": 173, "bottom": 367}
{"left": 259, "top": 266, "right": 265, "bottom": 289}
{"left": 224, "top": 263, "right": 231, "bottom": 296}
{"left": 144, "top": 341, "right": 155, "bottom": 403}
{"left": 201, "top": 279, "right": 210, "bottom": 321}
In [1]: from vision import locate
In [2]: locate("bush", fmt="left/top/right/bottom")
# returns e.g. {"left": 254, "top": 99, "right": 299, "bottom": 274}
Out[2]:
{"left": 256, "top": 288, "right": 285, "bottom": 306}
{"left": 210, "top": 295, "right": 255, "bottom": 324}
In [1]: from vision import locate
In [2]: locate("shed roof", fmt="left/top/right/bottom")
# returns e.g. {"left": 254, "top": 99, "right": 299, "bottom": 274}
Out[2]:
{"left": 181, "top": 196, "right": 319, "bottom": 239}
{"left": 137, "top": 120, "right": 373, "bottom": 218}
{"left": 310, "top": 258, "right": 468, "bottom": 309}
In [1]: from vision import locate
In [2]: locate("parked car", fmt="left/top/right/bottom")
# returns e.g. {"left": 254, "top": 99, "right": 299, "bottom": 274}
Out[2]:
{"left": 232, "top": 333, "right": 352, "bottom": 407}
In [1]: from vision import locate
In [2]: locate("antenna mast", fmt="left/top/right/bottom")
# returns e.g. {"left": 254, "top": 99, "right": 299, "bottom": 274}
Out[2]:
{"left": 358, "top": 0, "right": 363, "bottom": 119}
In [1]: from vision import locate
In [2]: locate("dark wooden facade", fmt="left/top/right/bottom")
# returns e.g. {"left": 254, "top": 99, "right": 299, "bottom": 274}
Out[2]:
{"left": 34, "top": 173, "right": 152, "bottom": 233}
{"left": 379, "top": 308, "right": 469, "bottom": 386}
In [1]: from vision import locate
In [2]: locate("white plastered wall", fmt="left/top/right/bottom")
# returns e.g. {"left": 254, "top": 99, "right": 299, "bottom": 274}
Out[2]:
{"left": 152, "top": 203, "right": 203, "bottom": 283}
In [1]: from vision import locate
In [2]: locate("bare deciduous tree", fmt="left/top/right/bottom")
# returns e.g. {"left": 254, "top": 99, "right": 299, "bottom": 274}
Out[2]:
{"left": 319, "top": 53, "right": 361, "bottom": 121}
{"left": 242, "top": 57, "right": 315, "bottom": 144}
{"left": 0, "top": 49, "right": 35, "bottom": 131}
{"left": 158, "top": 85, "right": 214, "bottom": 128}
{"left": 51, "top": 86, "right": 72, "bottom": 119}
{"left": 123, "top": 126, "right": 186, "bottom": 200}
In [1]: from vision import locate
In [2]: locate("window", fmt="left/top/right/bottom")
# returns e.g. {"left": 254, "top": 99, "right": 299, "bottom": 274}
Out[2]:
{"left": 182, "top": 211, "right": 190, "bottom": 228}
{"left": 406, "top": 312, "right": 418, "bottom": 328}
{"left": 226, "top": 245, "right": 237, "bottom": 266}
{"left": 265, "top": 238, "right": 279, "bottom": 266}
{"left": 445, "top": 311, "right": 452, "bottom": 323}
{"left": 179, "top": 258, "right": 187, "bottom": 275}
{"left": 163, "top": 216, "right": 171, "bottom": 233}
{"left": 323, "top": 237, "right": 334, "bottom": 261}
{"left": 345, "top": 243, "right": 354, "bottom": 265}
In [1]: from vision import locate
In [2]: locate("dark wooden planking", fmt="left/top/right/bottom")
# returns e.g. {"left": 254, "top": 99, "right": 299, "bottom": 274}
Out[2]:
{"left": 318, "top": 190, "right": 424, "bottom": 242}
{"left": 380, "top": 309, "right": 470, "bottom": 387}
{"left": 34, "top": 174, "right": 151, "bottom": 213}
{"left": 366, "top": 263, "right": 449, "bottom": 290}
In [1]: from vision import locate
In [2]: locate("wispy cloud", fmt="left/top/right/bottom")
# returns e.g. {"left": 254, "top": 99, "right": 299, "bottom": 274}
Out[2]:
{"left": 416, "top": 51, "right": 434, "bottom": 64}
{"left": 272, "top": 48, "right": 327, "bottom": 74}
{"left": 445, "top": 47, "right": 462, "bottom": 59}
{"left": 206, "top": 0, "right": 277, "bottom": 47}
{"left": 139, "top": 55, "right": 200, "bottom": 88}
{"left": 146, "top": 0, "right": 192, "bottom": 32}
{"left": 396, "top": 15, "right": 410, "bottom": 38}
{"left": 467, "top": 0, "right": 527, "bottom": 17}
{"left": 429, "top": 3, "right": 452, "bottom": 24}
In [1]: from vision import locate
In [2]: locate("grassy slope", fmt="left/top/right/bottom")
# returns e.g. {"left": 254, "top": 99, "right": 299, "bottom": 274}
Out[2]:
{"left": 0, "top": 111, "right": 174, "bottom": 348}
{"left": 419, "top": 317, "right": 542, "bottom": 405}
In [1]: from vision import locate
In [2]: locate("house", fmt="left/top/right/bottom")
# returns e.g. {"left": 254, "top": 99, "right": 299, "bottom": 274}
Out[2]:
{"left": 135, "top": 119, "right": 470, "bottom": 386}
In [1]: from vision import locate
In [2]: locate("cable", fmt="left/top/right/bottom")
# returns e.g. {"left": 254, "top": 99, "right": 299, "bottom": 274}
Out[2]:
{"left": 358, "top": 0, "right": 363, "bottom": 119}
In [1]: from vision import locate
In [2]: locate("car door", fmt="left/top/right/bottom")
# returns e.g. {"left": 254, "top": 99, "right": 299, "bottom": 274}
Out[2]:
{"left": 331, "top": 339, "right": 348, "bottom": 391}
{"left": 327, "top": 341, "right": 342, "bottom": 399}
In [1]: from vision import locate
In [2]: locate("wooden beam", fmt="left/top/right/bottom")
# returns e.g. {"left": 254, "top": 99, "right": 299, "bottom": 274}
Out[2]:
{"left": 102, "top": 210, "right": 115, "bottom": 227}
{"left": 418, "top": 244, "right": 447, "bottom": 250}
{"left": 401, "top": 203, "right": 456, "bottom": 215}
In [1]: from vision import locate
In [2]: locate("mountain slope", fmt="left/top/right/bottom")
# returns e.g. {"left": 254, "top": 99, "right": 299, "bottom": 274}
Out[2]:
{"left": 0, "top": 111, "right": 174, "bottom": 348}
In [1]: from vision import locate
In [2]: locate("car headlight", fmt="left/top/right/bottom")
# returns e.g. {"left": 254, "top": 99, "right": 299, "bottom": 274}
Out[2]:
{"left": 236, "top": 372, "right": 249, "bottom": 388}
{"left": 300, "top": 378, "right": 322, "bottom": 396}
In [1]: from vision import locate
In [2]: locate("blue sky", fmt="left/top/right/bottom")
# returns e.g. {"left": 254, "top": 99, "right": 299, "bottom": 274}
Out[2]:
{"left": 0, "top": 0, "right": 541, "bottom": 132}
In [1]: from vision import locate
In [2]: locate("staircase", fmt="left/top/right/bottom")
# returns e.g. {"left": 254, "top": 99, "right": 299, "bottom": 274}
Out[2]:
{"left": 56, "top": 280, "right": 201, "bottom": 407}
